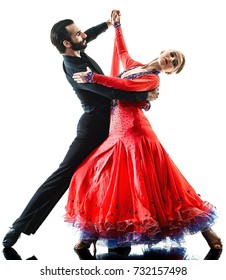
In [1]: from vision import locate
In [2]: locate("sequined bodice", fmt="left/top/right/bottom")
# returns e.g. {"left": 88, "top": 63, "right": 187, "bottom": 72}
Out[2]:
{"left": 108, "top": 68, "right": 160, "bottom": 138}
{"left": 109, "top": 100, "right": 152, "bottom": 139}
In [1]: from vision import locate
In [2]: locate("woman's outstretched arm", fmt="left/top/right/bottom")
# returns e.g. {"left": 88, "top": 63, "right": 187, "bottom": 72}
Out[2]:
{"left": 73, "top": 67, "right": 159, "bottom": 92}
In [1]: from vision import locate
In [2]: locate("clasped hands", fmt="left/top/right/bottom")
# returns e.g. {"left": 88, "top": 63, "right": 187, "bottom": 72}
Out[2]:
{"left": 72, "top": 9, "right": 159, "bottom": 102}
{"left": 111, "top": 9, "right": 121, "bottom": 25}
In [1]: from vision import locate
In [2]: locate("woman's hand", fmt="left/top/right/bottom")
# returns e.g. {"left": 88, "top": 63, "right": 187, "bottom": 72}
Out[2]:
{"left": 147, "top": 88, "right": 159, "bottom": 101}
{"left": 73, "top": 67, "right": 93, "bottom": 83}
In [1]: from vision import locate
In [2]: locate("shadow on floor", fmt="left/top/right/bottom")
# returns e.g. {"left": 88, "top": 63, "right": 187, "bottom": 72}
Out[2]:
{"left": 96, "top": 247, "right": 223, "bottom": 260}
{"left": 2, "top": 246, "right": 222, "bottom": 260}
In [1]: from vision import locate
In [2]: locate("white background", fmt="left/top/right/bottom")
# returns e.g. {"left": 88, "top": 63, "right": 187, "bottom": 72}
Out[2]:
{"left": 0, "top": 0, "right": 225, "bottom": 278}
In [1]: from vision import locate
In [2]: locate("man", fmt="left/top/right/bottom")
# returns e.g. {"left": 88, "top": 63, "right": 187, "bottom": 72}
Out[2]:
{"left": 2, "top": 11, "right": 157, "bottom": 252}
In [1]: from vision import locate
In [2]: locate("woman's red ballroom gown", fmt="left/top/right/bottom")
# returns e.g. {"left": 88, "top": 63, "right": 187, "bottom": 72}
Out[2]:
{"left": 64, "top": 26, "right": 217, "bottom": 247}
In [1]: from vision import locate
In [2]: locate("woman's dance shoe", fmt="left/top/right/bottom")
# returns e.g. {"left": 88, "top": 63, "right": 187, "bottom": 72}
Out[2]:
{"left": 74, "top": 240, "right": 97, "bottom": 260}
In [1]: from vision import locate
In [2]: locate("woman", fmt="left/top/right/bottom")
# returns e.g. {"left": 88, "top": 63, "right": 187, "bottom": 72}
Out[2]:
{"left": 65, "top": 11, "right": 222, "bottom": 254}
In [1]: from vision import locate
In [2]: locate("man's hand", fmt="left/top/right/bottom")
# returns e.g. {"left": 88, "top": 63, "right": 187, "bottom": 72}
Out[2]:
{"left": 147, "top": 88, "right": 159, "bottom": 101}
{"left": 106, "top": 19, "right": 112, "bottom": 28}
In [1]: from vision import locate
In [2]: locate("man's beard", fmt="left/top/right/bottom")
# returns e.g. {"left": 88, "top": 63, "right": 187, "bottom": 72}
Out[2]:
{"left": 70, "top": 39, "right": 87, "bottom": 51}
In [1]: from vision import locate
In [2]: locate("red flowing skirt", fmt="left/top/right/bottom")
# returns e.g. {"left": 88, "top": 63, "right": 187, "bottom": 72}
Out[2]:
{"left": 65, "top": 101, "right": 217, "bottom": 246}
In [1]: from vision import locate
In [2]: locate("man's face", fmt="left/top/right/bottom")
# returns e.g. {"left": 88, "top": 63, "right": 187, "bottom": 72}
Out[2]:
{"left": 66, "top": 23, "right": 87, "bottom": 51}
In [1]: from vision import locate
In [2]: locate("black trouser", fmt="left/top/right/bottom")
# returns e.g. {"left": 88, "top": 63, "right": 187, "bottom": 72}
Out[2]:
{"left": 12, "top": 114, "right": 109, "bottom": 235}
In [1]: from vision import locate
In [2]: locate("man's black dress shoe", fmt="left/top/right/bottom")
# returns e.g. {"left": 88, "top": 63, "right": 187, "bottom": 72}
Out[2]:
{"left": 3, "top": 248, "right": 38, "bottom": 260}
{"left": 2, "top": 247, "right": 22, "bottom": 260}
{"left": 2, "top": 227, "right": 21, "bottom": 248}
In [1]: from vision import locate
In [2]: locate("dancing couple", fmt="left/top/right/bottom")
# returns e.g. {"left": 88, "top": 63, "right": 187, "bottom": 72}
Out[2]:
{"left": 3, "top": 10, "right": 222, "bottom": 259}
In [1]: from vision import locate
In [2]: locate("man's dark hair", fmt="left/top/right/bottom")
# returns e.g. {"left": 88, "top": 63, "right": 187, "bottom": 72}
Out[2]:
{"left": 50, "top": 19, "right": 74, "bottom": 54}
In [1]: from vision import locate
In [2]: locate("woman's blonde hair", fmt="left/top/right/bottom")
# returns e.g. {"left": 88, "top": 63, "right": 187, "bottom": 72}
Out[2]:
{"left": 176, "top": 53, "right": 185, "bottom": 74}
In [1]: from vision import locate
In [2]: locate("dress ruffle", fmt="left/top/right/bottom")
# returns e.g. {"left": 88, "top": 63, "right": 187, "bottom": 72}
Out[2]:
{"left": 66, "top": 203, "right": 217, "bottom": 247}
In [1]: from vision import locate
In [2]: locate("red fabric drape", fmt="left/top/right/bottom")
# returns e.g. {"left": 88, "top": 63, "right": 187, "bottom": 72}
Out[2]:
{"left": 111, "top": 37, "right": 120, "bottom": 77}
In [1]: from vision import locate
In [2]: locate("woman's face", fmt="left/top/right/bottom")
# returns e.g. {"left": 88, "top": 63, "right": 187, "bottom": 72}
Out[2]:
{"left": 158, "top": 50, "right": 184, "bottom": 74}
